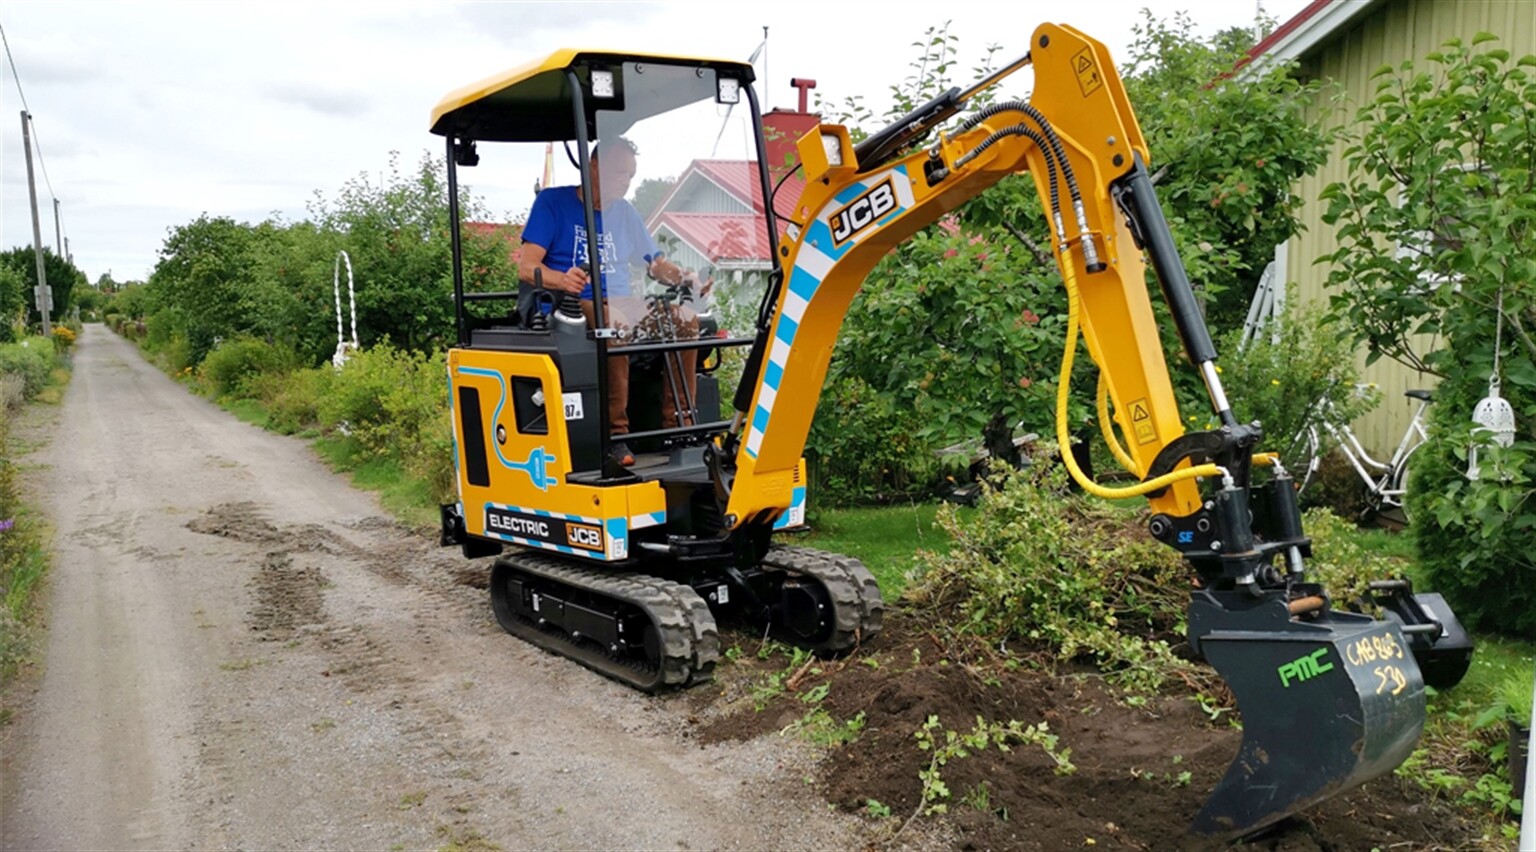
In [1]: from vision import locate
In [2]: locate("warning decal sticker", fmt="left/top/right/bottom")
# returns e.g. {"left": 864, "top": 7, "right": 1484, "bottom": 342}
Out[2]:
{"left": 1128, "top": 397, "right": 1157, "bottom": 445}
{"left": 1073, "top": 48, "right": 1103, "bottom": 98}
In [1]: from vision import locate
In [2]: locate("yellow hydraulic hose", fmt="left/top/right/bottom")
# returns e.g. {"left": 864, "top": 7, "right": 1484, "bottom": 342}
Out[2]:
{"left": 1096, "top": 373, "right": 1142, "bottom": 476}
{"left": 1096, "top": 358, "right": 1280, "bottom": 476}
{"left": 1055, "top": 259, "right": 1224, "bottom": 499}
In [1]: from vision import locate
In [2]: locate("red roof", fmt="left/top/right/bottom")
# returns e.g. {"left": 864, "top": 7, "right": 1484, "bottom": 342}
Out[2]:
{"left": 670, "top": 160, "right": 805, "bottom": 222}
{"left": 1245, "top": 0, "right": 1332, "bottom": 63}
{"left": 652, "top": 212, "right": 771, "bottom": 263}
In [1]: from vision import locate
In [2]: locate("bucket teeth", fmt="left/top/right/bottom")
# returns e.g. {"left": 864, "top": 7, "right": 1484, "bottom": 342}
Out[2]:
{"left": 1187, "top": 590, "right": 1426, "bottom": 840}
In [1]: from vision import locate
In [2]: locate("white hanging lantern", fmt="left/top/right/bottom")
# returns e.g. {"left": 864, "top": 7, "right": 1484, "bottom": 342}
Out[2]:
{"left": 1467, "top": 290, "right": 1517, "bottom": 481}
{"left": 1467, "top": 376, "right": 1516, "bottom": 480}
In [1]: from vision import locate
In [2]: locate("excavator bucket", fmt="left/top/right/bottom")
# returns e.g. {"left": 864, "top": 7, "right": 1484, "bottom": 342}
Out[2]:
{"left": 1187, "top": 590, "right": 1427, "bottom": 840}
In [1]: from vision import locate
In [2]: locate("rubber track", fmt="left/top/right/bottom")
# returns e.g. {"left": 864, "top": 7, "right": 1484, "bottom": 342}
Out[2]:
{"left": 760, "top": 545, "right": 885, "bottom": 655}
{"left": 493, "top": 552, "right": 719, "bottom": 692}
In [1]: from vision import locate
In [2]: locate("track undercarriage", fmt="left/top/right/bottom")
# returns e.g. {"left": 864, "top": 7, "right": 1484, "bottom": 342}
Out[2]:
{"left": 488, "top": 545, "right": 884, "bottom": 691}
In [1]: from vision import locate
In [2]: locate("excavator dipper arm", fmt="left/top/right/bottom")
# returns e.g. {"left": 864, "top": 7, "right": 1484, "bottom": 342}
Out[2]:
{"left": 717, "top": 22, "right": 1438, "bottom": 841}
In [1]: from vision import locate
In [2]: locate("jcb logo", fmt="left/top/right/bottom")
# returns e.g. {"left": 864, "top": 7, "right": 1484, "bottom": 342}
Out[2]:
{"left": 1277, "top": 647, "right": 1335, "bottom": 688}
{"left": 829, "top": 179, "right": 898, "bottom": 246}
{"left": 566, "top": 522, "right": 603, "bottom": 551}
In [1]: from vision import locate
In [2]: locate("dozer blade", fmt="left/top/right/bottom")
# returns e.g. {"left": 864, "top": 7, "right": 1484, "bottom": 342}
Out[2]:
{"left": 1187, "top": 590, "right": 1427, "bottom": 841}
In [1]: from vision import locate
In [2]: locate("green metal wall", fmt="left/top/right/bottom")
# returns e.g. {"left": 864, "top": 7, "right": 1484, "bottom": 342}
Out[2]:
{"left": 1287, "top": 0, "right": 1534, "bottom": 456}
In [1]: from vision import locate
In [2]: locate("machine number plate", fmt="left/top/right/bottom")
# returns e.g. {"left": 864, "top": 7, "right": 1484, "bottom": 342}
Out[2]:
{"left": 562, "top": 393, "right": 584, "bottom": 421}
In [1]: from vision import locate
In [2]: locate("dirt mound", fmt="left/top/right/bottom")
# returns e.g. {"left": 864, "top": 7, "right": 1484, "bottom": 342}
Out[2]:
{"left": 698, "top": 615, "right": 1479, "bottom": 851}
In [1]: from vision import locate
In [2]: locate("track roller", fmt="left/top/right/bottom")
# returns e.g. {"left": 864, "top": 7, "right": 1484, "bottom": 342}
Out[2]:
{"left": 489, "top": 552, "right": 719, "bottom": 692}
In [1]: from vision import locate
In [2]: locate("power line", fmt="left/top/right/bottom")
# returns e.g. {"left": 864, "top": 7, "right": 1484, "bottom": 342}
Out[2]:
{"left": 0, "top": 19, "right": 59, "bottom": 200}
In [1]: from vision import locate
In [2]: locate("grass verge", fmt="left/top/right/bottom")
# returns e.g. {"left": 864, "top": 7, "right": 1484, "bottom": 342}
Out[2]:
{"left": 311, "top": 435, "right": 440, "bottom": 530}
{"left": 1, "top": 348, "right": 73, "bottom": 691}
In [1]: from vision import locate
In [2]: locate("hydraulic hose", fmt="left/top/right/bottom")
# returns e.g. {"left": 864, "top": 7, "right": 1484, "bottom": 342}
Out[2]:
{"left": 1056, "top": 260, "right": 1223, "bottom": 499}
{"left": 1096, "top": 373, "right": 1142, "bottom": 476}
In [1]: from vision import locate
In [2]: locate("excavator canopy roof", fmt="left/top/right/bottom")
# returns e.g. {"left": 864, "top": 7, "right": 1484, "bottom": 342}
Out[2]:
{"left": 430, "top": 49, "right": 757, "bottom": 142}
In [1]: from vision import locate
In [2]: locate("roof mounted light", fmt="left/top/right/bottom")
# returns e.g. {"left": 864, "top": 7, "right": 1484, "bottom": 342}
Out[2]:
{"left": 716, "top": 75, "right": 741, "bottom": 105}
{"left": 590, "top": 68, "right": 616, "bottom": 98}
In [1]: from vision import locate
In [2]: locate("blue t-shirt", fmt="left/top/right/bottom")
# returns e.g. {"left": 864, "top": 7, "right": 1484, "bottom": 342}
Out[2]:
{"left": 522, "top": 186, "right": 659, "bottom": 300}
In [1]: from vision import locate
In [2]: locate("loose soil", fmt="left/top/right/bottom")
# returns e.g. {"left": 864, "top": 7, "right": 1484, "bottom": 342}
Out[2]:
{"left": 695, "top": 616, "right": 1486, "bottom": 850}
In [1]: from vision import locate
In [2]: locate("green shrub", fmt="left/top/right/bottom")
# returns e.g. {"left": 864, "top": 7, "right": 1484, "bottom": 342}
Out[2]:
{"left": 806, "top": 375, "right": 940, "bottom": 505}
{"left": 250, "top": 367, "right": 331, "bottom": 434}
{"left": 1218, "top": 307, "right": 1375, "bottom": 468}
{"left": 0, "top": 374, "right": 22, "bottom": 414}
{"left": 1501, "top": 667, "right": 1534, "bottom": 726}
{"left": 0, "top": 338, "right": 58, "bottom": 398}
{"left": 199, "top": 337, "right": 297, "bottom": 399}
{"left": 1301, "top": 448, "right": 1372, "bottom": 519}
{"left": 1406, "top": 373, "right": 1535, "bottom": 638}
{"left": 320, "top": 345, "right": 454, "bottom": 501}
{"left": 906, "top": 461, "right": 1194, "bottom": 693}
{"left": 1301, "top": 507, "right": 1402, "bottom": 605}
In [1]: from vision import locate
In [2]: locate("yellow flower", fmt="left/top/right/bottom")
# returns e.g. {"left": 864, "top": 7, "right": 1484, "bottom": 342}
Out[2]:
{"left": 1271, "top": 379, "right": 1281, "bottom": 386}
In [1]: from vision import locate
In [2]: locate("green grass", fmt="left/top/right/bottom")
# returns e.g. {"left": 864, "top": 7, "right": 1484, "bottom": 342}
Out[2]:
{"left": 224, "top": 398, "right": 270, "bottom": 429}
{"left": 1437, "top": 632, "right": 1536, "bottom": 714}
{"left": 0, "top": 360, "right": 71, "bottom": 688}
{"left": 793, "top": 501, "right": 955, "bottom": 595}
{"left": 312, "top": 436, "right": 439, "bottom": 529}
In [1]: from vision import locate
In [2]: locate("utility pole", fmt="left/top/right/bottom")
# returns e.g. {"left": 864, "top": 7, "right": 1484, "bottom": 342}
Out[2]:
{"left": 20, "top": 110, "right": 52, "bottom": 335}
{"left": 53, "top": 197, "right": 63, "bottom": 255}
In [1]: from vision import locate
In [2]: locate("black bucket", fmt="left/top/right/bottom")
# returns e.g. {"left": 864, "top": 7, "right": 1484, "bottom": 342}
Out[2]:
{"left": 1187, "top": 590, "right": 1426, "bottom": 840}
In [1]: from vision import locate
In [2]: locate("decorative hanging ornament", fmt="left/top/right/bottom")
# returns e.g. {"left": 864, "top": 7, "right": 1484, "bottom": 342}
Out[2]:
{"left": 1467, "top": 290, "right": 1516, "bottom": 481}
{"left": 332, "top": 250, "right": 360, "bottom": 370}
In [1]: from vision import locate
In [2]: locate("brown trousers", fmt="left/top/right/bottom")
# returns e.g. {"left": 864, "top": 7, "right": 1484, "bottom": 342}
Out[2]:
{"left": 582, "top": 296, "right": 699, "bottom": 434}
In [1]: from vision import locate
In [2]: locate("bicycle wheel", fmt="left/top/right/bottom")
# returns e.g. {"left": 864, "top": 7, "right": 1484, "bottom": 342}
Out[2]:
{"left": 1389, "top": 440, "right": 1425, "bottom": 523}
{"left": 1288, "top": 426, "right": 1322, "bottom": 496}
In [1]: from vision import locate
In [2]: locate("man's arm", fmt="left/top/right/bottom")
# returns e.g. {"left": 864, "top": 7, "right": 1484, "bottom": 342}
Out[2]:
{"left": 519, "top": 243, "right": 588, "bottom": 294}
{"left": 616, "top": 202, "right": 685, "bottom": 285}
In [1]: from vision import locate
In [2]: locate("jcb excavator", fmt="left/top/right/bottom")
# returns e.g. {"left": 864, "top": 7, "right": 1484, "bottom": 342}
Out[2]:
{"left": 430, "top": 23, "right": 1472, "bottom": 840}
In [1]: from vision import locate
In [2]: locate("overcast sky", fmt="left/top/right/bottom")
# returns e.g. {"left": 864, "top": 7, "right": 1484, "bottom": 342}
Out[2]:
{"left": 1, "top": 0, "right": 1310, "bottom": 285}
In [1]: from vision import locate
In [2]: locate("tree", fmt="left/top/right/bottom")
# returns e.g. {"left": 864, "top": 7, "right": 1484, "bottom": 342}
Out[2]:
{"left": 1320, "top": 36, "right": 1536, "bottom": 635}
{"left": 808, "top": 16, "right": 1327, "bottom": 487}
{"left": 145, "top": 215, "right": 267, "bottom": 362}
{"left": 139, "top": 150, "right": 512, "bottom": 368}
{"left": 308, "top": 151, "right": 509, "bottom": 354}
{"left": 631, "top": 176, "right": 675, "bottom": 220}
{"left": 0, "top": 266, "right": 24, "bottom": 342}
{"left": 1120, "top": 12, "right": 1330, "bottom": 333}
{"left": 0, "top": 245, "right": 85, "bottom": 328}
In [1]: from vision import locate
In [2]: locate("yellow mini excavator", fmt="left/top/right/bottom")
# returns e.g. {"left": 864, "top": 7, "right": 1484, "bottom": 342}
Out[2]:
{"left": 431, "top": 24, "right": 1472, "bottom": 840}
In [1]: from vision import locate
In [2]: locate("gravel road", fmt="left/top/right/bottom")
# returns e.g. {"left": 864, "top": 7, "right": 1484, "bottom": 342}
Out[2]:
{"left": 1, "top": 325, "right": 864, "bottom": 850}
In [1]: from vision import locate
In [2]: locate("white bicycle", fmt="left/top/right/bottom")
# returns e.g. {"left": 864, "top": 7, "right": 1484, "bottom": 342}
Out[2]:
{"left": 1295, "top": 386, "right": 1433, "bottom": 517}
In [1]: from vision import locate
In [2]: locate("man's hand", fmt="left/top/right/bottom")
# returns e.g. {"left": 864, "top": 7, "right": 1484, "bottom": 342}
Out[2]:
{"left": 556, "top": 266, "right": 589, "bottom": 294}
